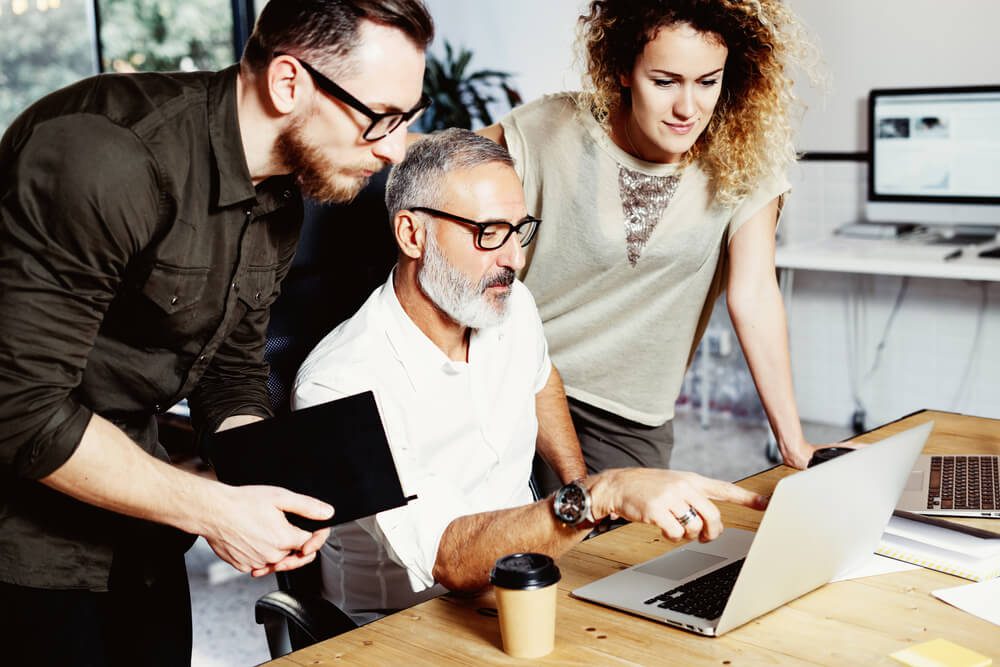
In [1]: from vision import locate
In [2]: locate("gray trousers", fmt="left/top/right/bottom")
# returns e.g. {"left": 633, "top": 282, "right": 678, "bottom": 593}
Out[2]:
{"left": 533, "top": 397, "right": 674, "bottom": 497}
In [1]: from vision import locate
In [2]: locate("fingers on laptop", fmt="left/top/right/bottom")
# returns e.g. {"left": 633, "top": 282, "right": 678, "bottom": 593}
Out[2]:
{"left": 703, "top": 477, "right": 769, "bottom": 511}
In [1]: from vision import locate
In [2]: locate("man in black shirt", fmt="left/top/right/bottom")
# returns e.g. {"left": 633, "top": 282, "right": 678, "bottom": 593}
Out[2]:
{"left": 0, "top": 1, "right": 433, "bottom": 664}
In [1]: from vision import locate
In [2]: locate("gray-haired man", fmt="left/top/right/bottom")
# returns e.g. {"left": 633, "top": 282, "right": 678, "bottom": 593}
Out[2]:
{"left": 292, "top": 129, "right": 768, "bottom": 624}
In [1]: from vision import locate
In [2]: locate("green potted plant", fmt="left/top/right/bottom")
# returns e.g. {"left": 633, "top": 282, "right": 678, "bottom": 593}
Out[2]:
{"left": 418, "top": 40, "right": 522, "bottom": 131}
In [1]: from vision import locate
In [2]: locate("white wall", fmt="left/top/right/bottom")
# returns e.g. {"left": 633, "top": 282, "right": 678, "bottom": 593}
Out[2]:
{"left": 422, "top": 0, "right": 585, "bottom": 116}
{"left": 791, "top": 0, "right": 1000, "bottom": 153}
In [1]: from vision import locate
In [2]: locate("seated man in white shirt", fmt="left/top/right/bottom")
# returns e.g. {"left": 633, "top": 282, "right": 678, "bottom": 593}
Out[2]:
{"left": 292, "top": 128, "right": 768, "bottom": 625}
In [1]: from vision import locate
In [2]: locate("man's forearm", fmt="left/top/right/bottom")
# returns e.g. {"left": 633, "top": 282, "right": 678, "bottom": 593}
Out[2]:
{"left": 432, "top": 497, "right": 590, "bottom": 592}
{"left": 41, "top": 412, "right": 219, "bottom": 536}
{"left": 534, "top": 366, "right": 587, "bottom": 484}
{"left": 42, "top": 412, "right": 334, "bottom": 576}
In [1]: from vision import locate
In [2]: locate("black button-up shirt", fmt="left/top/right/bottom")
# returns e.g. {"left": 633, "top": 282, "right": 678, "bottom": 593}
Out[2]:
{"left": 0, "top": 65, "right": 303, "bottom": 590}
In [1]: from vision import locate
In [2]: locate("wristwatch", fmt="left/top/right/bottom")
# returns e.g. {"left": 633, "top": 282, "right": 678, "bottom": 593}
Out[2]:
{"left": 552, "top": 479, "right": 595, "bottom": 527}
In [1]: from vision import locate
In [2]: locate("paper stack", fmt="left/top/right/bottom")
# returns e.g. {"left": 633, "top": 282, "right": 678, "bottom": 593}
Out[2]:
{"left": 877, "top": 512, "right": 1000, "bottom": 582}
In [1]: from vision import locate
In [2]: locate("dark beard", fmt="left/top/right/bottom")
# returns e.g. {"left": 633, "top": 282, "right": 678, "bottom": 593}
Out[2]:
{"left": 274, "top": 119, "right": 379, "bottom": 204}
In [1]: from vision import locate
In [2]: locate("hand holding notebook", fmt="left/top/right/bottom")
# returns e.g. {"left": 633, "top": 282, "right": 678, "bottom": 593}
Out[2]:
{"left": 206, "top": 391, "right": 414, "bottom": 532}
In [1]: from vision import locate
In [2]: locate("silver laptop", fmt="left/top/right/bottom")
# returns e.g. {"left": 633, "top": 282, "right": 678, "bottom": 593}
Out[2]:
{"left": 572, "top": 421, "right": 932, "bottom": 637}
{"left": 896, "top": 454, "right": 1000, "bottom": 518}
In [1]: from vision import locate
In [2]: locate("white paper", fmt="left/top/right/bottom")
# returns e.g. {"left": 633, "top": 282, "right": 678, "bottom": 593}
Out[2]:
{"left": 830, "top": 553, "right": 920, "bottom": 583}
{"left": 932, "top": 578, "right": 1000, "bottom": 626}
{"left": 885, "top": 516, "right": 1000, "bottom": 559}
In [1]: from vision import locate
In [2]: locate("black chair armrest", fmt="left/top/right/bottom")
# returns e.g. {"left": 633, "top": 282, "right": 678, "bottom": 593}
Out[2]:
{"left": 255, "top": 590, "right": 357, "bottom": 658}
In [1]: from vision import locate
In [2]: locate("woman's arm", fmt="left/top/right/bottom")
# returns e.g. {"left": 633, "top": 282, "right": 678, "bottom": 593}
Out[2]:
{"left": 725, "top": 197, "right": 831, "bottom": 469}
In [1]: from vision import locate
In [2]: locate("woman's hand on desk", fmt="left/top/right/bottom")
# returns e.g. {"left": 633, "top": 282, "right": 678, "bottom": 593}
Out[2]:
{"left": 780, "top": 439, "right": 863, "bottom": 469}
{"left": 779, "top": 440, "right": 821, "bottom": 469}
{"left": 587, "top": 469, "right": 769, "bottom": 544}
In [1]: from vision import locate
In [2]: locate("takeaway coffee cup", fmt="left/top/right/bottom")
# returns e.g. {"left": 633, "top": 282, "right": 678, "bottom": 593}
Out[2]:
{"left": 489, "top": 552, "right": 562, "bottom": 658}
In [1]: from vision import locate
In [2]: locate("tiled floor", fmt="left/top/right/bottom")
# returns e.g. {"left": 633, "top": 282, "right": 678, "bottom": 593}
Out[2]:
{"left": 186, "top": 410, "right": 853, "bottom": 667}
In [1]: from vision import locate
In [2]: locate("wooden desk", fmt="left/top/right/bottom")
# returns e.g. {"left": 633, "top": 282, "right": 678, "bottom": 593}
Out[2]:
{"left": 268, "top": 410, "right": 999, "bottom": 666}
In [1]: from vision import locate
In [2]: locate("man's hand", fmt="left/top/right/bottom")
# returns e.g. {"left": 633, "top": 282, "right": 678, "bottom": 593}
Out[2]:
{"left": 200, "top": 484, "right": 333, "bottom": 577}
{"left": 588, "top": 469, "right": 769, "bottom": 543}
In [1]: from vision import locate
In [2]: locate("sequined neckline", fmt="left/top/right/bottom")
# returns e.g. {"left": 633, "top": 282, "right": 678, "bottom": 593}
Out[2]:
{"left": 618, "top": 165, "right": 681, "bottom": 267}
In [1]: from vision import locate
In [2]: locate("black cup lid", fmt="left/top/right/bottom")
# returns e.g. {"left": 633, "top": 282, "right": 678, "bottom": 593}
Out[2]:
{"left": 490, "top": 553, "right": 561, "bottom": 590}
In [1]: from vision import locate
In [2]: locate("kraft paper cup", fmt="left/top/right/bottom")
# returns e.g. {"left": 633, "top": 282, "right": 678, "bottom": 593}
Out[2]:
{"left": 490, "top": 553, "right": 561, "bottom": 659}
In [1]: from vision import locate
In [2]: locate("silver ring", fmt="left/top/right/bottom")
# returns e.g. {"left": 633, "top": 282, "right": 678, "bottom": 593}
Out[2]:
{"left": 676, "top": 507, "right": 699, "bottom": 527}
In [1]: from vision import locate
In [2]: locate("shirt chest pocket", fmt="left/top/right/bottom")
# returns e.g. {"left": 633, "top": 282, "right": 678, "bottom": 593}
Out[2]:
{"left": 142, "top": 263, "right": 210, "bottom": 314}
{"left": 237, "top": 264, "right": 278, "bottom": 311}
{"left": 140, "top": 263, "right": 212, "bottom": 340}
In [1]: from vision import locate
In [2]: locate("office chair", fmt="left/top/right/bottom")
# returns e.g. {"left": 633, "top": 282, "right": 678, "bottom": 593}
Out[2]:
{"left": 254, "top": 558, "right": 358, "bottom": 658}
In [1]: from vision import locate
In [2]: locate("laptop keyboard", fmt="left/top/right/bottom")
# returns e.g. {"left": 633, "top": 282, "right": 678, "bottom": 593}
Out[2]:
{"left": 927, "top": 455, "right": 999, "bottom": 510}
{"left": 643, "top": 558, "right": 745, "bottom": 620}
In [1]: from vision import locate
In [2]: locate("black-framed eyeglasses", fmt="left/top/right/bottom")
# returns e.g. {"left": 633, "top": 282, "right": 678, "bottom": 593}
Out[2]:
{"left": 276, "top": 52, "right": 431, "bottom": 142}
{"left": 409, "top": 206, "right": 541, "bottom": 250}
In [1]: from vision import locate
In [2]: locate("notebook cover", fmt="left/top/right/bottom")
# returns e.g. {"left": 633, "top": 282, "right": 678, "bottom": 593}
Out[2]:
{"left": 206, "top": 391, "right": 413, "bottom": 531}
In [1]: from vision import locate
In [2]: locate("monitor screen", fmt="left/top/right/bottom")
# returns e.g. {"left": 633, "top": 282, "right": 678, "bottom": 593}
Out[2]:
{"left": 866, "top": 85, "right": 1000, "bottom": 226}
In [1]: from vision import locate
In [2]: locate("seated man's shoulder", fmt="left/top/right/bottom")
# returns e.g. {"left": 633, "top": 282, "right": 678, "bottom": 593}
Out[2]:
{"left": 292, "top": 286, "right": 389, "bottom": 407}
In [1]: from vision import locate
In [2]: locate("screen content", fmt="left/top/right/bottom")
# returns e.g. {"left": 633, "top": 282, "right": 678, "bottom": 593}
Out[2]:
{"left": 872, "top": 90, "right": 1000, "bottom": 201}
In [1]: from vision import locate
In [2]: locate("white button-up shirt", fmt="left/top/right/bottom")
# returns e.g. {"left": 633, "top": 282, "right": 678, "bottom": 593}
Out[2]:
{"left": 292, "top": 271, "right": 551, "bottom": 623}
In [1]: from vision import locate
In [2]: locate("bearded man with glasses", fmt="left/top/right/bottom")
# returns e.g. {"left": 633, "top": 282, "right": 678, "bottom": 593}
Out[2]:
{"left": 291, "top": 129, "right": 768, "bottom": 626}
{"left": 0, "top": 1, "right": 433, "bottom": 665}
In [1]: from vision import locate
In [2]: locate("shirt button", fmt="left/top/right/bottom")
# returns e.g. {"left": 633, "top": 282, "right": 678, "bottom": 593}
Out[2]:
{"left": 170, "top": 295, "right": 178, "bottom": 305}
{"left": 282, "top": 189, "right": 292, "bottom": 200}
{"left": 154, "top": 403, "right": 162, "bottom": 413}
{"left": 254, "top": 291, "right": 262, "bottom": 301}
{"left": 244, "top": 207, "right": 253, "bottom": 217}
{"left": 232, "top": 281, "right": 239, "bottom": 292}
{"left": 199, "top": 355, "right": 207, "bottom": 363}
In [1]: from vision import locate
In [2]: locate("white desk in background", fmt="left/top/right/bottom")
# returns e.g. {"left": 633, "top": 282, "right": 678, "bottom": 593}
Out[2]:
{"left": 765, "top": 237, "right": 1000, "bottom": 460}
{"left": 775, "top": 237, "right": 1000, "bottom": 286}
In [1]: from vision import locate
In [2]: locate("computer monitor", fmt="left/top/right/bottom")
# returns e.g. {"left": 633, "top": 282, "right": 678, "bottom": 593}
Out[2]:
{"left": 866, "top": 85, "right": 1000, "bottom": 230}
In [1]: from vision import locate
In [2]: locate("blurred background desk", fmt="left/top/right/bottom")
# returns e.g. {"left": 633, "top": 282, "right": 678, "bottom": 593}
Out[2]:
{"left": 264, "top": 410, "right": 999, "bottom": 666}
{"left": 776, "top": 237, "right": 1000, "bottom": 286}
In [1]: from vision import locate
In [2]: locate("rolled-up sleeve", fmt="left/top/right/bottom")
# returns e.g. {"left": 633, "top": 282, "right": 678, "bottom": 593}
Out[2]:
{"left": 371, "top": 482, "right": 473, "bottom": 591}
{"left": 0, "top": 116, "right": 160, "bottom": 479}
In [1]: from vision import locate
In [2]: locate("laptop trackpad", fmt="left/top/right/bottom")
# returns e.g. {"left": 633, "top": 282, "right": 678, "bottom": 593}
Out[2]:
{"left": 636, "top": 550, "right": 727, "bottom": 581}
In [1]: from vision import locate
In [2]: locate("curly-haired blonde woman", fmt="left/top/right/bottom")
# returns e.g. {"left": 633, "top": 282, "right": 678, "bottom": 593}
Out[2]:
{"left": 479, "top": 0, "right": 833, "bottom": 490}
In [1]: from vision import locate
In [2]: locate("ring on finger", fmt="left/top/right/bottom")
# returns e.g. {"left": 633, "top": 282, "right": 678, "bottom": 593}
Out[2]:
{"left": 675, "top": 506, "right": 699, "bottom": 527}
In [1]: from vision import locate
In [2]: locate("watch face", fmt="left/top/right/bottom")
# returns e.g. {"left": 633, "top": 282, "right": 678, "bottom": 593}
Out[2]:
{"left": 555, "top": 483, "right": 588, "bottom": 524}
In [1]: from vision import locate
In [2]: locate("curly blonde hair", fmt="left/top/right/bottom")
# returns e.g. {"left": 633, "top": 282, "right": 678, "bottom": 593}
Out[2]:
{"left": 579, "top": 0, "right": 820, "bottom": 207}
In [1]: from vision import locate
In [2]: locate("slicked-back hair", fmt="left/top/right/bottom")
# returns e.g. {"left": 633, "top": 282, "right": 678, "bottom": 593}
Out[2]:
{"left": 242, "top": 0, "right": 434, "bottom": 79}
{"left": 385, "top": 128, "right": 515, "bottom": 221}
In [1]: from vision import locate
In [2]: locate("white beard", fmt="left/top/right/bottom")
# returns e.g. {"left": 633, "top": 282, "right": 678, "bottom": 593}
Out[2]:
{"left": 417, "top": 230, "right": 512, "bottom": 330}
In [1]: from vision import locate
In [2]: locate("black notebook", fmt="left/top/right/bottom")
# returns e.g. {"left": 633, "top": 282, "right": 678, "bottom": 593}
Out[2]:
{"left": 206, "top": 391, "right": 413, "bottom": 531}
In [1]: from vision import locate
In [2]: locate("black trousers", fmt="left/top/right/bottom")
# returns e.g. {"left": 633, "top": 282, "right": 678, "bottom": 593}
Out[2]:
{"left": 0, "top": 550, "right": 192, "bottom": 667}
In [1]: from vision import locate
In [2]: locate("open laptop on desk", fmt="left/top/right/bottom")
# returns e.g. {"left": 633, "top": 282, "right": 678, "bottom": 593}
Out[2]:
{"left": 572, "top": 422, "right": 932, "bottom": 637}
{"left": 897, "top": 454, "right": 1000, "bottom": 518}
